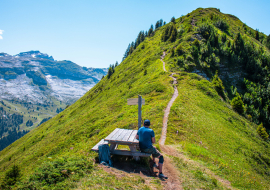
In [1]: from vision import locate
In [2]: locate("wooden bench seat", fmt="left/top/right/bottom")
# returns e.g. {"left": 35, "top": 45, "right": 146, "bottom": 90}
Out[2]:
{"left": 91, "top": 139, "right": 108, "bottom": 152}
{"left": 111, "top": 149, "right": 151, "bottom": 157}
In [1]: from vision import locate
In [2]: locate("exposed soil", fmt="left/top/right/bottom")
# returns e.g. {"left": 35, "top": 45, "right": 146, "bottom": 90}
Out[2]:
{"left": 191, "top": 18, "right": 203, "bottom": 41}
{"left": 159, "top": 52, "right": 182, "bottom": 190}
{"left": 191, "top": 18, "right": 196, "bottom": 28}
{"left": 159, "top": 52, "right": 179, "bottom": 146}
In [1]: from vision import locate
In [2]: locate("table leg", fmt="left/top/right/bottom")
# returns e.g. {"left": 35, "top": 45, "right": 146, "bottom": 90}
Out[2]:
{"left": 129, "top": 145, "right": 140, "bottom": 161}
{"left": 109, "top": 143, "right": 118, "bottom": 152}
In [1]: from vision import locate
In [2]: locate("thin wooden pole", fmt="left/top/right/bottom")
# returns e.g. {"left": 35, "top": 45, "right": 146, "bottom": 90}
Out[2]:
{"left": 138, "top": 95, "right": 142, "bottom": 130}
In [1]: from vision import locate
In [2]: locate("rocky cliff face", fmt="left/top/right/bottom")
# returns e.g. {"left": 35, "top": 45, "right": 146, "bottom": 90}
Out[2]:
{"left": 0, "top": 51, "right": 107, "bottom": 104}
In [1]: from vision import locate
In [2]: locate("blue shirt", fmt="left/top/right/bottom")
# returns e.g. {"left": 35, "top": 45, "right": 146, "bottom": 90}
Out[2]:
{"left": 137, "top": 126, "right": 155, "bottom": 149}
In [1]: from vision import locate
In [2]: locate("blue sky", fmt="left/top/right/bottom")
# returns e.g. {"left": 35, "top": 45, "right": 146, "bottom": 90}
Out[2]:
{"left": 1, "top": 0, "right": 270, "bottom": 68}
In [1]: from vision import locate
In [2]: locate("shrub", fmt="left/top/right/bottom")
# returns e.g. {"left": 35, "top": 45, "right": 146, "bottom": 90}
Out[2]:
{"left": 176, "top": 45, "right": 185, "bottom": 56}
{"left": 214, "top": 20, "right": 229, "bottom": 31}
{"left": 212, "top": 71, "right": 225, "bottom": 99}
{"left": 197, "top": 23, "right": 213, "bottom": 39}
{"left": 257, "top": 123, "right": 269, "bottom": 141}
{"left": 171, "top": 48, "right": 175, "bottom": 57}
{"left": 23, "top": 156, "right": 92, "bottom": 189}
{"left": 231, "top": 93, "right": 245, "bottom": 115}
{"left": 1, "top": 165, "right": 21, "bottom": 188}
{"left": 144, "top": 69, "right": 147, "bottom": 75}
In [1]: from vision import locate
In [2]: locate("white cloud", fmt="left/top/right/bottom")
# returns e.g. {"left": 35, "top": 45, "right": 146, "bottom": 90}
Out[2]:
{"left": 0, "top": 30, "right": 4, "bottom": 39}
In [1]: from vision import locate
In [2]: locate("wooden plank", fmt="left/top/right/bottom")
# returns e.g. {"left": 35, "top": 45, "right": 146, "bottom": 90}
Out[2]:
{"left": 105, "top": 140, "right": 138, "bottom": 145}
{"left": 91, "top": 139, "right": 108, "bottom": 151}
{"left": 127, "top": 130, "right": 137, "bottom": 142}
{"left": 127, "top": 98, "right": 145, "bottom": 105}
{"left": 104, "top": 128, "right": 120, "bottom": 141}
{"left": 133, "top": 138, "right": 139, "bottom": 143}
{"left": 110, "top": 129, "right": 125, "bottom": 141}
{"left": 116, "top": 129, "right": 129, "bottom": 141}
{"left": 110, "top": 150, "right": 151, "bottom": 157}
{"left": 121, "top": 130, "right": 133, "bottom": 142}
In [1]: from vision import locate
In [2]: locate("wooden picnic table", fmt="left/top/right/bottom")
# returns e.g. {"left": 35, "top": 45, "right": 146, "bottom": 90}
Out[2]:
{"left": 91, "top": 128, "right": 151, "bottom": 160}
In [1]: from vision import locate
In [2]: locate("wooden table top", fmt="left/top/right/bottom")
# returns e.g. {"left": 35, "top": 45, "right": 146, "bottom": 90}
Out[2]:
{"left": 104, "top": 128, "right": 139, "bottom": 144}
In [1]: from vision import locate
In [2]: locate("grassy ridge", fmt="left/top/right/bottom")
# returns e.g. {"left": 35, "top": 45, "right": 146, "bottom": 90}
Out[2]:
{"left": 167, "top": 72, "right": 270, "bottom": 189}
{"left": 0, "top": 7, "right": 269, "bottom": 189}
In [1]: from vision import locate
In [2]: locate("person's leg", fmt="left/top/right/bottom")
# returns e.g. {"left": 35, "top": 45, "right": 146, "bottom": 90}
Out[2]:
{"left": 158, "top": 154, "right": 164, "bottom": 173}
{"left": 152, "top": 155, "right": 156, "bottom": 163}
{"left": 159, "top": 163, "right": 163, "bottom": 173}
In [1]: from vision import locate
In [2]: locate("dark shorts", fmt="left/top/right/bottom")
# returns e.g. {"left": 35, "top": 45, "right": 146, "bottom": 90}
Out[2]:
{"left": 140, "top": 146, "right": 161, "bottom": 158}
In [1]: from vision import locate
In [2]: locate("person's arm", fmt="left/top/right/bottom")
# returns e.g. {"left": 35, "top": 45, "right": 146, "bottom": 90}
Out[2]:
{"left": 151, "top": 130, "right": 155, "bottom": 144}
{"left": 136, "top": 134, "right": 139, "bottom": 140}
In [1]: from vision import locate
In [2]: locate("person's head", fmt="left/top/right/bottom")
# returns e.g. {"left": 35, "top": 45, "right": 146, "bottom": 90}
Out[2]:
{"left": 144, "top": 119, "right": 150, "bottom": 127}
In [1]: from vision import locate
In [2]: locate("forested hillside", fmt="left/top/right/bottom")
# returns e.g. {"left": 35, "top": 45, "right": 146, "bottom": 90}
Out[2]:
{"left": 0, "top": 106, "right": 29, "bottom": 151}
{"left": 0, "top": 8, "right": 269, "bottom": 190}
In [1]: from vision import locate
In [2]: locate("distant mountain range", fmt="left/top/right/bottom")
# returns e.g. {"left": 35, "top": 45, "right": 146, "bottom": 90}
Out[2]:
{"left": 0, "top": 51, "right": 107, "bottom": 150}
{"left": 0, "top": 51, "right": 107, "bottom": 104}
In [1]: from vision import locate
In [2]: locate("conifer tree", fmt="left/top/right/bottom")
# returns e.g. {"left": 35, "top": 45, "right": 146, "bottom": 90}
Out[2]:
{"left": 123, "top": 43, "right": 131, "bottom": 60}
{"left": 107, "top": 65, "right": 113, "bottom": 79}
{"left": 160, "top": 19, "right": 163, "bottom": 26}
{"left": 257, "top": 123, "right": 269, "bottom": 141}
{"left": 266, "top": 34, "right": 270, "bottom": 49}
{"left": 255, "top": 30, "right": 259, "bottom": 41}
{"left": 148, "top": 25, "right": 154, "bottom": 36}
{"left": 231, "top": 92, "right": 245, "bottom": 115}
{"left": 1, "top": 165, "right": 21, "bottom": 187}
{"left": 171, "top": 16, "right": 176, "bottom": 23}
{"left": 233, "top": 33, "right": 244, "bottom": 53}
{"left": 155, "top": 21, "right": 160, "bottom": 30}
{"left": 212, "top": 71, "right": 225, "bottom": 99}
{"left": 169, "top": 24, "right": 177, "bottom": 42}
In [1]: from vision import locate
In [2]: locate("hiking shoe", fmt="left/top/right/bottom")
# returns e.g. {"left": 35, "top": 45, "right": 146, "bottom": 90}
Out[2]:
{"left": 158, "top": 173, "right": 168, "bottom": 179}
{"left": 153, "top": 163, "right": 159, "bottom": 169}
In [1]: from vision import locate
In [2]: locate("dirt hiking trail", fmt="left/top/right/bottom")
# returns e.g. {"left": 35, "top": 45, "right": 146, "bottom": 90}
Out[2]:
{"left": 159, "top": 52, "right": 179, "bottom": 146}
{"left": 158, "top": 52, "right": 235, "bottom": 190}
{"left": 159, "top": 52, "right": 182, "bottom": 189}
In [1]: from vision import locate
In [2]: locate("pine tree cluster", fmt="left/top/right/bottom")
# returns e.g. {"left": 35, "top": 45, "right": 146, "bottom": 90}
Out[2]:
{"left": 161, "top": 22, "right": 177, "bottom": 42}
{"left": 107, "top": 61, "right": 118, "bottom": 79}
{"left": 123, "top": 19, "right": 165, "bottom": 61}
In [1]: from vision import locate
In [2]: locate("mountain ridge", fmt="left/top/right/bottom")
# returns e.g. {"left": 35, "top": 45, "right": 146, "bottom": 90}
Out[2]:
{"left": 0, "top": 8, "right": 270, "bottom": 189}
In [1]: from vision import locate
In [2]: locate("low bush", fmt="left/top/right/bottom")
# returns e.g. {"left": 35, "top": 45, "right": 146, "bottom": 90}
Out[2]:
{"left": 214, "top": 20, "right": 229, "bottom": 31}
{"left": 1, "top": 165, "right": 21, "bottom": 188}
{"left": 257, "top": 123, "right": 269, "bottom": 141}
{"left": 231, "top": 93, "right": 245, "bottom": 115}
{"left": 211, "top": 71, "right": 225, "bottom": 99}
{"left": 22, "top": 156, "right": 92, "bottom": 189}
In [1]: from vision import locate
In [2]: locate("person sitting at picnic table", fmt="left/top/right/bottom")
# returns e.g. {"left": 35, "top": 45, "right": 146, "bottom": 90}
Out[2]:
{"left": 136, "top": 119, "right": 168, "bottom": 179}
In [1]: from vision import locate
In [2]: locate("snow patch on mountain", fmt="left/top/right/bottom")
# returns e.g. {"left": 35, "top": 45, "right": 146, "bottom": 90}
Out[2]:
{"left": 0, "top": 74, "right": 47, "bottom": 104}
{"left": 46, "top": 75, "right": 95, "bottom": 101}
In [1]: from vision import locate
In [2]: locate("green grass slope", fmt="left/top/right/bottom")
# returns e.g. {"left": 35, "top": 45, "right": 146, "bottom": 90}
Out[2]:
{"left": 0, "top": 8, "right": 269, "bottom": 190}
